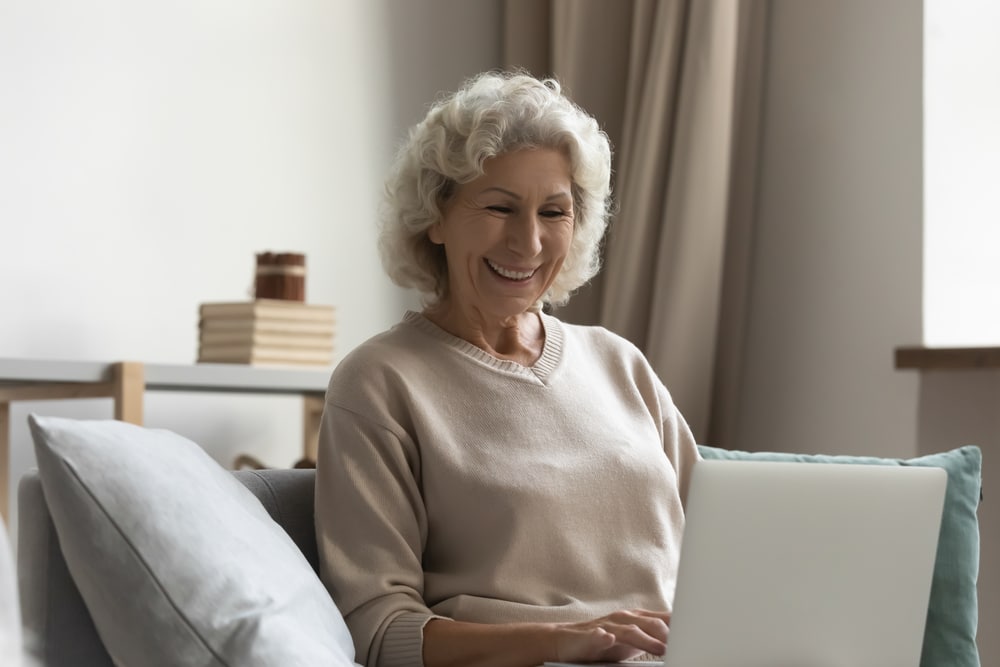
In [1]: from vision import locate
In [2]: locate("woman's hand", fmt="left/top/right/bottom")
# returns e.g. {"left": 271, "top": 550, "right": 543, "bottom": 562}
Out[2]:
{"left": 422, "top": 609, "right": 670, "bottom": 667}
{"left": 553, "top": 609, "right": 671, "bottom": 663}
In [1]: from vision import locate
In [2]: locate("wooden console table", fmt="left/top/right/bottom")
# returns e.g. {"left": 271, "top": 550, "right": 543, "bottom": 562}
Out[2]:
{"left": 0, "top": 358, "right": 332, "bottom": 524}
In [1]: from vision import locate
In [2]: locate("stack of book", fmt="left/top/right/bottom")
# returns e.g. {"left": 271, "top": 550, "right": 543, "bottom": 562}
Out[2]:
{"left": 197, "top": 300, "right": 335, "bottom": 367}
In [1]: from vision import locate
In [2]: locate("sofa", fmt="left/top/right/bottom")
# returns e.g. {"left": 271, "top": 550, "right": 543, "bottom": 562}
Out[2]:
{"left": 18, "top": 467, "right": 321, "bottom": 667}
{"left": 11, "top": 415, "right": 985, "bottom": 667}
{"left": 17, "top": 415, "right": 361, "bottom": 667}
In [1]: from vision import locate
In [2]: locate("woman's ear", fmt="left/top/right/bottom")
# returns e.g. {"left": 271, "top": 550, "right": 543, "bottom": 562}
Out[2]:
{"left": 427, "top": 221, "right": 445, "bottom": 245}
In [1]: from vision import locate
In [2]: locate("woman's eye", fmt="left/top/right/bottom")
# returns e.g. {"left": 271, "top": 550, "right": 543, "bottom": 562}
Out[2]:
{"left": 486, "top": 205, "right": 513, "bottom": 214}
{"left": 540, "top": 210, "right": 568, "bottom": 218}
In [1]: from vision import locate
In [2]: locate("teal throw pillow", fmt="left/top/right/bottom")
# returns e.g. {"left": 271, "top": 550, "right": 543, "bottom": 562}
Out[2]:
{"left": 696, "top": 444, "right": 982, "bottom": 667}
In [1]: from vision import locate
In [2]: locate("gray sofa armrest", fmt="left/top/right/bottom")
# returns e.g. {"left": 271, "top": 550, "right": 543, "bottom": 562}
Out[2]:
{"left": 18, "top": 471, "right": 113, "bottom": 667}
{"left": 233, "top": 468, "right": 319, "bottom": 573}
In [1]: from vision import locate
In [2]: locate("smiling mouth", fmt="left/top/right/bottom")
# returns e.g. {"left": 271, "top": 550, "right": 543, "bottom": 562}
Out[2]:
{"left": 485, "top": 258, "right": 536, "bottom": 281}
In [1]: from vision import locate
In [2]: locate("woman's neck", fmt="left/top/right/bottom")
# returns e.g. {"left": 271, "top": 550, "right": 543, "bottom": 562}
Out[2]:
{"left": 422, "top": 303, "right": 545, "bottom": 367}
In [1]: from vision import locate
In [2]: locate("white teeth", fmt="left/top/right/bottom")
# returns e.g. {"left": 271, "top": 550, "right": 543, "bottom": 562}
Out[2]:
{"left": 487, "top": 259, "right": 535, "bottom": 280}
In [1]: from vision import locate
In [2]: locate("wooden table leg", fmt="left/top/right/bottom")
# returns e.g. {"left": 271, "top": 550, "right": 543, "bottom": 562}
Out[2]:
{"left": 0, "top": 402, "right": 10, "bottom": 526}
{"left": 113, "top": 362, "right": 145, "bottom": 425}
{"left": 302, "top": 394, "right": 325, "bottom": 466}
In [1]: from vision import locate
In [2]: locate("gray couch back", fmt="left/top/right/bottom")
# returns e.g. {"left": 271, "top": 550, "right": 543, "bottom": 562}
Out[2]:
{"left": 17, "top": 468, "right": 318, "bottom": 667}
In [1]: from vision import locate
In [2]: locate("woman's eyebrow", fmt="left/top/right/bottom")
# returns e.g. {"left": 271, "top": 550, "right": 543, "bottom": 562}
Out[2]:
{"left": 478, "top": 186, "right": 521, "bottom": 199}
{"left": 478, "top": 186, "right": 572, "bottom": 202}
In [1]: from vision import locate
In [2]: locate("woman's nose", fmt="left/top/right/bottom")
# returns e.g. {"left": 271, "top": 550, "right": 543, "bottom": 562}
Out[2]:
{"left": 506, "top": 212, "right": 544, "bottom": 256}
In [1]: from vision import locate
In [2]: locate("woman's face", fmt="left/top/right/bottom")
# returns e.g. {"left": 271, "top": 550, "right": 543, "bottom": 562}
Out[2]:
{"left": 429, "top": 148, "right": 575, "bottom": 321}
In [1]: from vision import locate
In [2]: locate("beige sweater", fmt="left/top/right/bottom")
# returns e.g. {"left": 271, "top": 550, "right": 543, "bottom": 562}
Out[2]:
{"left": 316, "top": 311, "right": 699, "bottom": 667}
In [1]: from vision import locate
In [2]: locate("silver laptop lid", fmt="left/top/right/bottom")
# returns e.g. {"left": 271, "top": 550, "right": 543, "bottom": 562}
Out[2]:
{"left": 664, "top": 459, "right": 946, "bottom": 667}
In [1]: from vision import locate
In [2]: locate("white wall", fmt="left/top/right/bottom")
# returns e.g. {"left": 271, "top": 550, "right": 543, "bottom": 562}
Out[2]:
{"left": 0, "top": 0, "right": 501, "bottom": 529}
{"left": 737, "top": 0, "right": 923, "bottom": 459}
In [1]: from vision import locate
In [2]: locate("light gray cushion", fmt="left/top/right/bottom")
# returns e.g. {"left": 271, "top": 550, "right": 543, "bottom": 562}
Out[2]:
{"left": 28, "top": 414, "right": 359, "bottom": 667}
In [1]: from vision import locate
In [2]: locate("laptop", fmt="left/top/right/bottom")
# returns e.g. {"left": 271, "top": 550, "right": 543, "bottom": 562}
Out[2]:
{"left": 546, "top": 458, "right": 947, "bottom": 667}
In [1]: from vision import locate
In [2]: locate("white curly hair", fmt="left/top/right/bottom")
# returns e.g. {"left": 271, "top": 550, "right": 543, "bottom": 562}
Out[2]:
{"left": 378, "top": 70, "right": 613, "bottom": 307}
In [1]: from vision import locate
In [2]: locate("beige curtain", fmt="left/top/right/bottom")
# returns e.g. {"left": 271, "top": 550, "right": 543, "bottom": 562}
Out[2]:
{"left": 504, "top": 0, "right": 767, "bottom": 447}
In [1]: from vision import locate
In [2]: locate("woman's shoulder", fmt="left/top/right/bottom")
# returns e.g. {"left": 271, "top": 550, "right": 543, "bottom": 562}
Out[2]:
{"left": 331, "top": 314, "right": 428, "bottom": 379}
{"left": 548, "top": 314, "right": 644, "bottom": 358}
{"left": 547, "top": 314, "right": 665, "bottom": 392}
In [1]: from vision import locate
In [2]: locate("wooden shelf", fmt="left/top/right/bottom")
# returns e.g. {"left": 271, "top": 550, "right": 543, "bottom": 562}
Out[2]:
{"left": 0, "top": 358, "right": 332, "bottom": 525}
{"left": 895, "top": 346, "right": 1000, "bottom": 370}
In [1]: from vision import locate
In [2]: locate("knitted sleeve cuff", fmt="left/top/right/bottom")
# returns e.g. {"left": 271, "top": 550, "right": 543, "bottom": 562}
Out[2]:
{"left": 377, "top": 611, "right": 449, "bottom": 667}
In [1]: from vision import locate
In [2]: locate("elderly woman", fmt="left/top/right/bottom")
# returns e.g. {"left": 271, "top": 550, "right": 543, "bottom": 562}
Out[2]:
{"left": 316, "top": 71, "right": 699, "bottom": 667}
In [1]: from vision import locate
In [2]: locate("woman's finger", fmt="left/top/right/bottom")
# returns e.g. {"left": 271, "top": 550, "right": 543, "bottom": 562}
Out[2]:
{"left": 602, "top": 609, "right": 671, "bottom": 643}
{"left": 599, "top": 621, "right": 667, "bottom": 656}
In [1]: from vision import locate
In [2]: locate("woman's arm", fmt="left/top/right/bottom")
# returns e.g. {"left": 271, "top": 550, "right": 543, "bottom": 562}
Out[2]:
{"left": 316, "top": 398, "right": 434, "bottom": 667}
{"left": 422, "top": 609, "right": 670, "bottom": 667}
{"left": 656, "top": 381, "right": 702, "bottom": 509}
